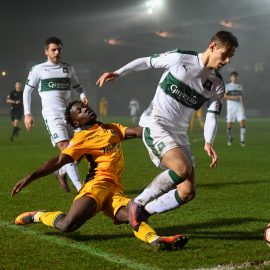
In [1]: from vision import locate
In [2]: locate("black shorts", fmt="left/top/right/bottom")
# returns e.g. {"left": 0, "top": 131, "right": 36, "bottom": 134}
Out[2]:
{"left": 10, "top": 109, "right": 23, "bottom": 121}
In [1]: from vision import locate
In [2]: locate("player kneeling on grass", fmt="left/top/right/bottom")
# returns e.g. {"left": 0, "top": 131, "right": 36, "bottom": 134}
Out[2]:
{"left": 11, "top": 101, "right": 188, "bottom": 251}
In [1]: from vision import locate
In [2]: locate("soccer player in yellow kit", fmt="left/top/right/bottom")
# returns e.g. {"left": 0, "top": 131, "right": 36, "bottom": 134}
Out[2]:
{"left": 11, "top": 101, "right": 188, "bottom": 251}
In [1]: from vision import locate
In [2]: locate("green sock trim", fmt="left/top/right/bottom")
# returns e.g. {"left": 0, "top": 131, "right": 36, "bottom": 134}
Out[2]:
{"left": 168, "top": 170, "right": 184, "bottom": 184}
{"left": 174, "top": 190, "right": 185, "bottom": 205}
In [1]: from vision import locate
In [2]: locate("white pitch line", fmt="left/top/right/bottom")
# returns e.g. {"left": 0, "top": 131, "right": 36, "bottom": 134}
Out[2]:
{"left": 0, "top": 220, "right": 161, "bottom": 270}
{"left": 192, "top": 137, "right": 204, "bottom": 143}
{"left": 192, "top": 260, "right": 270, "bottom": 270}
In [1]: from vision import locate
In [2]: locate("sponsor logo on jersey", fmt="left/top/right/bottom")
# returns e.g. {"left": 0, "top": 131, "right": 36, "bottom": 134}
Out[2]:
{"left": 40, "top": 78, "right": 71, "bottom": 91}
{"left": 203, "top": 79, "right": 213, "bottom": 91}
{"left": 160, "top": 72, "right": 209, "bottom": 110}
{"left": 102, "top": 143, "right": 120, "bottom": 154}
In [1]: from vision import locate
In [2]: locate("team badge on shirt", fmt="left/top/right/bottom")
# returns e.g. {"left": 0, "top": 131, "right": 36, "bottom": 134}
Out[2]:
{"left": 63, "top": 67, "right": 69, "bottom": 73}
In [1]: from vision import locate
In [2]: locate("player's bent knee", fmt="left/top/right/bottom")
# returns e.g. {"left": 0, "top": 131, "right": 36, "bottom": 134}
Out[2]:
{"left": 179, "top": 189, "right": 196, "bottom": 203}
{"left": 173, "top": 165, "right": 193, "bottom": 180}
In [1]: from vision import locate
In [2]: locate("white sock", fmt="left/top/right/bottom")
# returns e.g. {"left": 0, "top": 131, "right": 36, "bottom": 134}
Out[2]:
{"left": 65, "top": 163, "right": 82, "bottom": 191}
{"left": 58, "top": 165, "right": 66, "bottom": 176}
{"left": 134, "top": 170, "right": 184, "bottom": 206}
{"left": 145, "top": 189, "right": 184, "bottom": 215}
{"left": 240, "top": 128, "right": 246, "bottom": 143}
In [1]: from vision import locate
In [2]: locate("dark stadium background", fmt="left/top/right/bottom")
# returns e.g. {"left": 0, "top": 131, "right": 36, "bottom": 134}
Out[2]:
{"left": 1, "top": 0, "right": 269, "bottom": 116}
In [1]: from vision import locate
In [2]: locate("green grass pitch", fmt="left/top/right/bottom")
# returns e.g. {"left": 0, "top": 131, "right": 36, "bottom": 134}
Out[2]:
{"left": 0, "top": 115, "right": 270, "bottom": 270}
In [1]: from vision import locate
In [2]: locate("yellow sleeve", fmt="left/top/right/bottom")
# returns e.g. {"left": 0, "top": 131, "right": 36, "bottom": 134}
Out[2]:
{"left": 62, "top": 132, "right": 86, "bottom": 161}
{"left": 111, "top": 123, "right": 127, "bottom": 141}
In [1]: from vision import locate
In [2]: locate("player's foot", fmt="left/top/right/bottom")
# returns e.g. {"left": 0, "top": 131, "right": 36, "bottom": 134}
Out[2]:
{"left": 15, "top": 210, "right": 43, "bottom": 225}
{"left": 54, "top": 171, "right": 70, "bottom": 192}
{"left": 240, "top": 142, "right": 246, "bottom": 147}
{"left": 128, "top": 199, "right": 150, "bottom": 231}
{"left": 151, "top": 234, "right": 189, "bottom": 251}
{"left": 227, "top": 138, "right": 233, "bottom": 146}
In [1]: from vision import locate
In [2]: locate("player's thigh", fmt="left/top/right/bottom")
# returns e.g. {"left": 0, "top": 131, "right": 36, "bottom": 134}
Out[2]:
{"left": 143, "top": 125, "right": 194, "bottom": 175}
{"left": 44, "top": 117, "right": 70, "bottom": 147}
{"left": 236, "top": 107, "right": 246, "bottom": 123}
{"left": 161, "top": 147, "right": 193, "bottom": 177}
{"left": 226, "top": 108, "right": 237, "bottom": 123}
{"left": 65, "top": 195, "right": 97, "bottom": 225}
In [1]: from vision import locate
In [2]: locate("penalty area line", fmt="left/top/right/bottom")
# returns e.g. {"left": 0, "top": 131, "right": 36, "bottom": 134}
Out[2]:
{"left": 0, "top": 220, "right": 161, "bottom": 270}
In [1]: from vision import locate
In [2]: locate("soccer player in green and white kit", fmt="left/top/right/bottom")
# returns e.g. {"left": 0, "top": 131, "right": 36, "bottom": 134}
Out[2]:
{"left": 97, "top": 31, "right": 238, "bottom": 230}
{"left": 23, "top": 37, "right": 88, "bottom": 192}
{"left": 224, "top": 71, "right": 246, "bottom": 146}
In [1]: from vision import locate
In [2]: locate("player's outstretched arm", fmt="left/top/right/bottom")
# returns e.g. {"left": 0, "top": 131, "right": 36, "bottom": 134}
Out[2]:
{"left": 96, "top": 72, "right": 119, "bottom": 87}
{"left": 11, "top": 154, "right": 73, "bottom": 197}
{"left": 125, "top": 126, "right": 143, "bottom": 139}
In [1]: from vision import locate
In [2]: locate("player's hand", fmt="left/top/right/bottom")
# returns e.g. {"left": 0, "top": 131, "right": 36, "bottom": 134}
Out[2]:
{"left": 81, "top": 97, "right": 88, "bottom": 105}
{"left": 204, "top": 143, "right": 218, "bottom": 168}
{"left": 24, "top": 114, "right": 34, "bottom": 132}
{"left": 11, "top": 178, "right": 30, "bottom": 197}
{"left": 96, "top": 72, "right": 119, "bottom": 87}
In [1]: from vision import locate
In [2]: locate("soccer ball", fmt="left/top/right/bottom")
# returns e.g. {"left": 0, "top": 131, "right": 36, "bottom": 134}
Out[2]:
{"left": 264, "top": 223, "right": 270, "bottom": 246}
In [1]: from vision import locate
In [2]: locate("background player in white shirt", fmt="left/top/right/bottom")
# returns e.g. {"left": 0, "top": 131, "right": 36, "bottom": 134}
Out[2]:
{"left": 97, "top": 31, "right": 238, "bottom": 230}
{"left": 23, "top": 37, "right": 88, "bottom": 192}
{"left": 224, "top": 71, "right": 246, "bottom": 146}
{"left": 129, "top": 98, "right": 140, "bottom": 124}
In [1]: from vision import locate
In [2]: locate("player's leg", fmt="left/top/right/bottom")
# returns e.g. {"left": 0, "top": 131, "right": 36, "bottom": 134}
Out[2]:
{"left": 130, "top": 128, "right": 194, "bottom": 229}
{"left": 15, "top": 196, "right": 97, "bottom": 233}
{"left": 237, "top": 107, "right": 246, "bottom": 146}
{"left": 57, "top": 140, "right": 82, "bottom": 191}
{"left": 226, "top": 122, "right": 233, "bottom": 145}
{"left": 111, "top": 194, "right": 188, "bottom": 250}
{"left": 143, "top": 148, "right": 195, "bottom": 215}
{"left": 239, "top": 119, "right": 246, "bottom": 146}
{"left": 45, "top": 117, "right": 82, "bottom": 191}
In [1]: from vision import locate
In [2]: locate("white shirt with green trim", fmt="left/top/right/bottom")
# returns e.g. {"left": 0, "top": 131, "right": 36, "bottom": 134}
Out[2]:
{"left": 225, "top": 82, "right": 244, "bottom": 109}
{"left": 23, "top": 61, "right": 86, "bottom": 118}
{"left": 115, "top": 49, "right": 224, "bottom": 135}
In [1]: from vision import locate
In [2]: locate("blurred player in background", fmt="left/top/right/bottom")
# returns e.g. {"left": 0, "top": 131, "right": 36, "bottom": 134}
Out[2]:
{"left": 97, "top": 31, "right": 238, "bottom": 230}
{"left": 23, "top": 36, "right": 88, "bottom": 192}
{"left": 12, "top": 101, "right": 188, "bottom": 251}
{"left": 99, "top": 97, "right": 108, "bottom": 117}
{"left": 189, "top": 107, "right": 204, "bottom": 132}
{"left": 224, "top": 71, "right": 246, "bottom": 146}
{"left": 129, "top": 98, "right": 140, "bottom": 124}
{"left": 6, "top": 81, "right": 23, "bottom": 142}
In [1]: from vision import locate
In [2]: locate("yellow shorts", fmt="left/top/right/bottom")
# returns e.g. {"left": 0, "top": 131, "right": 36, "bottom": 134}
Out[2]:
{"left": 74, "top": 177, "right": 130, "bottom": 222}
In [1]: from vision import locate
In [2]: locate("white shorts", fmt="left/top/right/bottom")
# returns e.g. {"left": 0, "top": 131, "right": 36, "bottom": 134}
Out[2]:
{"left": 227, "top": 105, "right": 246, "bottom": 123}
{"left": 142, "top": 124, "right": 195, "bottom": 170}
{"left": 44, "top": 116, "right": 73, "bottom": 147}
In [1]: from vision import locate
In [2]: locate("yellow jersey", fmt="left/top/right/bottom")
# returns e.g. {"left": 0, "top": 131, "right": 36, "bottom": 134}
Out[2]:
{"left": 63, "top": 122, "right": 127, "bottom": 184}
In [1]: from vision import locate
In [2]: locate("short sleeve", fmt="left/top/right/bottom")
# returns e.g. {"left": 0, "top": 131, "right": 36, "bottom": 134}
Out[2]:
{"left": 62, "top": 132, "right": 86, "bottom": 161}
{"left": 111, "top": 123, "right": 128, "bottom": 141}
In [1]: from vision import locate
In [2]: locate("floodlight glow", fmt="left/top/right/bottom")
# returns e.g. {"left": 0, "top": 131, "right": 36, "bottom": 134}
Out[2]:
{"left": 1, "top": 71, "right": 6, "bottom": 76}
{"left": 147, "top": 8, "right": 153, "bottom": 14}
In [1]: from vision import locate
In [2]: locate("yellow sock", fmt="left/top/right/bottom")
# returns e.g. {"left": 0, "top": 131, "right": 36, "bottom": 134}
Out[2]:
{"left": 37, "top": 211, "right": 65, "bottom": 227}
{"left": 133, "top": 222, "right": 159, "bottom": 244}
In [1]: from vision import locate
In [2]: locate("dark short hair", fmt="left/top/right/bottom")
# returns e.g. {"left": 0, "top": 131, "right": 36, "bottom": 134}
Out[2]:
{"left": 44, "top": 37, "right": 62, "bottom": 49}
{"left": 230, "top": 71, "right": 238, "bottom": 77}
{"left": 64, "top": 101, "right": 80, "bottom": 128}
{"left": 209, "top": 31, "right": 239, "bottom": 49}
